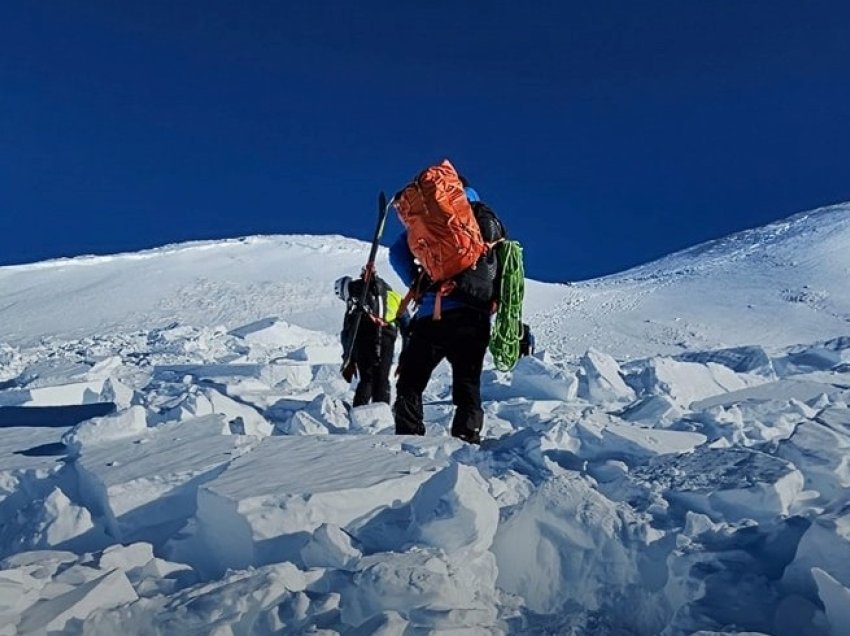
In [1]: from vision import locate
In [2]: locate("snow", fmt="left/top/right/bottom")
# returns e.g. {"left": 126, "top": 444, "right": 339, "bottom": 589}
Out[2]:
{"left": 1, "top": 202, "right": 850, "bottom": 633}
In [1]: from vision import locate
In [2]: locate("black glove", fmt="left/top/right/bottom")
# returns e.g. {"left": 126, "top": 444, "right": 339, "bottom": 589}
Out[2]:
{"left": 342, "top": 362, "right": 358, "bottom": 383}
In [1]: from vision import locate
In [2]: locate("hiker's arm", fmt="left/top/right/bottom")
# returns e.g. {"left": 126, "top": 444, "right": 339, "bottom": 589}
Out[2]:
{"left": 389, "top": 232, "right": 417, "bottom": 287}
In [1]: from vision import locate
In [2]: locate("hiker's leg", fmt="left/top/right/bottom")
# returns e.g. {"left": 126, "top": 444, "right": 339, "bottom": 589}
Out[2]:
{"left": 444, "top": 311, "right": 490, "bottom": 442}
{"left": 394, "top": 318, "right": 443, "bottom": 435}
{"left": 373, "top": 328, "right": 396, "bottom": 404}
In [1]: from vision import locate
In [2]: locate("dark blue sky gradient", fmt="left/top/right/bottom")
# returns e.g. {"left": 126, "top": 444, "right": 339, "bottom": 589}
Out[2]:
{"left": 2, "top": 2, "right": 850, "bottom": 281}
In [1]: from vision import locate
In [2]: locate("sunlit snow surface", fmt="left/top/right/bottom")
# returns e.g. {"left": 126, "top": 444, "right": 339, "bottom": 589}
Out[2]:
{"left": 1, "top": 204, "right": 850, "bottom": 634}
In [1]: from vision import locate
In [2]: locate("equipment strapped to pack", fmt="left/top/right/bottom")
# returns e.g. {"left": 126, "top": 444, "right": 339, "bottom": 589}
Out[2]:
{"left": 489, "top": 240, "right": 525, "bottom": 371}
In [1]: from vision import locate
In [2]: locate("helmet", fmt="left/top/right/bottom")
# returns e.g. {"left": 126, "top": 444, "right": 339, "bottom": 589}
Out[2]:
{"left": 334, "top": 276, "right": 352, "bottom": 301}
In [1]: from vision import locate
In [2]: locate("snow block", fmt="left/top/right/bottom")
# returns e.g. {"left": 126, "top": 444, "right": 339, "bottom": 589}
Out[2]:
{"left": 777, "top": 414, "right": 850, "bottom": 502}
{"left": 0, "top": 380, "right": 108, "bottom": 407}
{"left": 63, "top": 405, "right": 150, "bottom": 454}
{"left": 691, "top": 377, "right": 850, "bottom": 411}
{"left": 409, "top": 463, "right": 499, "bottom": 558}
{"left": 492, "top": 473, "right": 652, "bottom": 625}
{"left": 636, "top": 357, "right": 763, "bottom": 408}
{"left": 812, "top": 568, "right": 850, "bottom": 635}
{"left": 259, "top": 362, "right": 314, "bottom": 390}
{"left": 619, "top": 395, "right": 684, "bottom": 427}
{"left": 578, "top": 349, "right": 636, "bottom": 403}
{"left": 302, "top": 394, "right": 350, "bottom": 432}
{"left": 15, "top": 567, "right": 137, "bottom": 633}
{"left": 785, "top": 336, "right": 850, "bottom": 371}
{"left": 0, "top": 487, "right": 98, "bottom": 554}
{"left": 509, "top": 356, "right": 578, "bottom": 401}
{"left": 341, "top": 549, "right": 498, "bottom": 631}
{"left": 574, "top": 413, "right": 706, "bottom": 461}
{"left": 675, "top": 345, "right": 775, "bottom": 377}
{"left": 634, "top": 446, "right": 804, "bottom": 523}
{"left": 299, "top": 523, "right": 361, "bottom": 569}
{"left": 191, "top": 436, "right": 451, "bottom": 576}
{"left": 783, "top": 508, "right": 850, "bottom": 598}
{"left": 285, "top": 344, "right": 342, "bottom": 364}
{"left": 283, "top": 410, "right": 329, "bottom": 435}
{"left": 349, "top": 402, "right": 394, "bottom": 435}
{"left": 73, "top": 414, "right": 257, "bottom": 544}
{"left": 229, "top": 317, "right": 333, "bottom": 351}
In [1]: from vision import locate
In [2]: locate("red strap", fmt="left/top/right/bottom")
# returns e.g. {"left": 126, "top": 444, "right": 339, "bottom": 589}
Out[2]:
{"left": 433, "top": 281, "right": 456, "bottom": 321}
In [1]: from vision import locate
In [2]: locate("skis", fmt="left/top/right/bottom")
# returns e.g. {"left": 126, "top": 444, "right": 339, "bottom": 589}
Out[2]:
{"left": 341, "top": 192, "right": 390, "bottom": 373}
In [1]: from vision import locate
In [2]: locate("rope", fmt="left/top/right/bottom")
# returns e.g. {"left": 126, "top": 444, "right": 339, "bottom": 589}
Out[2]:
{"left": 489, "top": 240, "right": 525, "bottom": 371}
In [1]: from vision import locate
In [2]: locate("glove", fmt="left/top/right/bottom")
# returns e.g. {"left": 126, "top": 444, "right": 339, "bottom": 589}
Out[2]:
{"left": 342, "top": 362, "right": 358, "bottom": 383}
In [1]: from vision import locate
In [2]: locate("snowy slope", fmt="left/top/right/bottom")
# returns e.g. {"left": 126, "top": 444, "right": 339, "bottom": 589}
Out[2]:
{"left": 1, "top": 203, "right": 850, "bottom": 635}
{"left": 2, "top": 203, "right": 849, "bottom": 357}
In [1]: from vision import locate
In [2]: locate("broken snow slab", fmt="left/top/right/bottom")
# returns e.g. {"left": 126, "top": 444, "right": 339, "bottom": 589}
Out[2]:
{"left": 492, "top": 472, "right": 662, "bottom": 633}
{"left": 783, "top": 507, "right": 850, "bottom": 599}
{"left": 578, "top": 348, "right": 636, "bottom": 403}
{"left": 0, "top": 543, "right": 194, "bottom": 633}
{"left": 691, "top": 375, "right": 850, "bottom": 411}
{"left": 72, "top": 413, "right": 259, "bottom": 544}
{"left": 14, "top": 567, "right": 137, "bottom": 633}
{"left": 572, "top": 412, "right": 706, "bottom": 462}
{"left": 0, "top": 426, "right": 70, "bottom": 473}
{"left": 674, "top": 345, "right": 776, "bottom": 378}
{"left": 776, "top": 413, "right": 850, "bottom": 503}
{"left": 0, "top": 379, "right": 112, "bottom": 408}
{"left": 508, "top": 355, "right": 578, "bottom": 401}
{"left": 632, "top": 446, "right": 804, "bottom": 524}
{"left": 618, "top": 395, "right": 684, "bottom": 427}
{"left": 188, "top": 435, "right": 458, "bottom": 576}
{"left": 633, "top": 357, "right": 766, "bottom": 409}
{"left": 228, "top": 317, "right": 336, "bottom": 353}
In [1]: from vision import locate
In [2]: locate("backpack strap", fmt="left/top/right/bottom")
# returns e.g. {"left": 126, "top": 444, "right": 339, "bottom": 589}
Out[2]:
{"left": 397, "top": 269, "right": 428, "bottom": 321}
{"left": 432, "top": 281, "right": 457, "bottom": 321}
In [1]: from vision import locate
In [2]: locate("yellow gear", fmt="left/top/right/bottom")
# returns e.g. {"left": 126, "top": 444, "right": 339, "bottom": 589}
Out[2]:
{"left": 384, "top": 289, "right": 402, "bottom": 324}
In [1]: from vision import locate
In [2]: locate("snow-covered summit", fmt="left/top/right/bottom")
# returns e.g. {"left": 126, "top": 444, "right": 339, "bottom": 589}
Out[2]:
{"left": 3, "top": 202, "right": 850, "bottom": 358}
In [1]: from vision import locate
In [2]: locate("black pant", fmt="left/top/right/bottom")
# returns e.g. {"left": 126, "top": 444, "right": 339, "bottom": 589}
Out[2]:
{"left": 353, "top": 326, "right": 397, "bottom": 407}
{"left": 394, "top": 308, "right": 490, "bottom": 440}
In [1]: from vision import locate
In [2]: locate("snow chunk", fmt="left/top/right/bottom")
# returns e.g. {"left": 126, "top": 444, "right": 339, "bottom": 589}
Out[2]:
{"left": 634, "top": 446, "right": 804, "bottom": 523}
{"left": 784, "top": 336, "right": 850, "bottom": 371}
{"left": 0, "top": 380, "right": 107, "bottom": 407}
{"left": 777, "top": 413, "right": 850, "bottom": 502}
{"left": 492, "top": 473, "right": 658, "bottom": 631}
{"left": 299, "top": 523, "right": 361, "bottom": 569}
{"left": 509, "top": 356, "right": 578, "bottom": 401}
{"left": 675, "top": 345, "right": 776, "bottom": 377}
{"left": 578, "top": 349, "right": 636, "bottom": 403}
{"left": 341, "top": 549, "right": 498, "bottom": 631}
{"left": 0, "top": 487, "right": 98, "bottom": 554}
{"left": 16, "top": 568, "right": 137, "bottom": 633}
{"left": 575, "top": 413, "right": 706, "bottom": 461}
{"left": 619, "top": 394, "right": 684, "bottom": 427}
{"left": 784, "top": 508, "right": 850, "bottom": 597}
{"left": 692, "top": 377, "right": 850, "bottom": 411}
{"left": 812, "top": 568, "right": 850, "bottom": 635}
{"left": 637, "top": 357, "right": 764, "bottom": 408}
{"left": 229, "top": 317, "right": 332, "bottom": 350}
{"left": 63, "top": 405, "right": 149, "bottom": 453}
{"left": 73, "top": 414, "right": 256, "bottom": 543}
{"left": 349, "top": 402, "right": 394, "bottom": 435}
{"left": 409, "top": 463, "right": 499, "bottom": 558}
{"left": 190, "top": 436, "right": 450, "bottom": 576}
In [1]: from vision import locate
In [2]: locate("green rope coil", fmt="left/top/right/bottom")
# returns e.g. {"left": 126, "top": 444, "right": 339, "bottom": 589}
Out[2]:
{"left": 489, "top": 240, "right": 525, "bottom": 371}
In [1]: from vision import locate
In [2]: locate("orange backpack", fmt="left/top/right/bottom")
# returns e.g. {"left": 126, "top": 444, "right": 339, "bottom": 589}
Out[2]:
{"left": 393, "top": 160, "right": 488, "bottom": 285}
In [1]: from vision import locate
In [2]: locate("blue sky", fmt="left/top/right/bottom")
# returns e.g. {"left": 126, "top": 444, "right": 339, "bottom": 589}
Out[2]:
{"left": 2, "top": 2, "right": 850, "bottom": 281}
